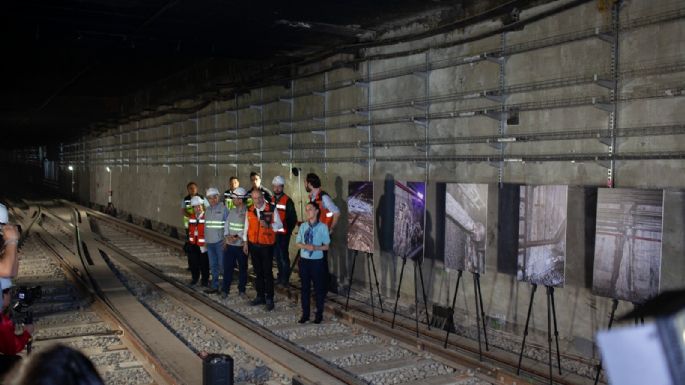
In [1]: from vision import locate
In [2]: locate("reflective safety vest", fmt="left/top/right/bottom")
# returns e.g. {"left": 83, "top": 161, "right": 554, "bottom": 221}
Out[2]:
{"left": 226, "top": 189, "right": 253, "bottom": 209}
{"left": 227, "top": 220, "right": 244, "bottom": 234}
{"left": 271, "top": 193, "right": 290, "bottom": 234}
{"left": 224, "top": 190, "right": 236, "bottom": 210}
{"left": 183, "top": 194, "right": 205, "bottom": 229}
{"left": 311, "top": 190, "right": 334, "bottom": 229}
{"left": 205, "top": 219, "right": 225, "bottom": 230}
{"left": 188, "top": 214, "right": 206, "bottom": 246}
{"left": 246, "top": 204, "right": 276, "bottom": 245}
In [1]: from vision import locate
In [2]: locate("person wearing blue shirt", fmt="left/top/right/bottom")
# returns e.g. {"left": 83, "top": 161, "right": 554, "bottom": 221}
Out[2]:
{"left": 296, "top": 201, "right": 330, "bottom": 324}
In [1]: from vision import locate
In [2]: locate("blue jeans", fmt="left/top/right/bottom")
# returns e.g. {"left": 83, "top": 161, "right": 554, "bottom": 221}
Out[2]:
{"left": 206, "top": 241, "right": 223, "bottom": 289}
{"left": 274, "top": 233, "right": 291, "bottom": 284}
{"left": 300, "top": 258, "right": 326, "bottom": 319}
{"left": 223, "top": 245, "right": 248, "bottom": 294}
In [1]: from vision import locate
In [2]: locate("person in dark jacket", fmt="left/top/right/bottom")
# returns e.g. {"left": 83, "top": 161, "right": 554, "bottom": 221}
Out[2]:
{"left": 270, "top": 175, "right": 298, "bottom": 287}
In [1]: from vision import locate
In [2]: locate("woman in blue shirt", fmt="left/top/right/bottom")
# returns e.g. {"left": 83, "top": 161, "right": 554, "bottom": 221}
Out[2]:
{"left": 296, "top": 201, "right": 330, "bottom": 324}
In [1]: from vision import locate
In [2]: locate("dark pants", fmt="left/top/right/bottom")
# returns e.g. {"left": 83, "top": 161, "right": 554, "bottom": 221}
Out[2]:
{"left": 300, "top": 258, "right": 326, "bottom": 319}
{"left": 188, "top": 244, "right": 209, "bottom": 285}
{"left": 223, "top": 245, "right": 248, "bottom": 294}
{"left": 249, "top": 244, "right": 274, "bottom": 300}
{"left": 185, "top": 228, "right": 191, "bottom": 268}
{"left": 274, "top": 233, "right": 292, "bottom": 284}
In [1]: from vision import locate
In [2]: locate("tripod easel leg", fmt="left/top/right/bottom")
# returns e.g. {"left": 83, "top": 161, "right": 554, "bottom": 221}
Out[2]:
{"left": 391, "top": 257, "right": 408, "bottom": 329}
{"left": 548, "top": 286, "right": 562, "bottom": 375}
{"left": 369, "top": 254, "right": 384, "bottom": 312}
{"left": 473, "top": 273, "right": 483, "bottom": 361}
{"left": 593, "top": 298, "right": 619, "bottom": 385}
{"left": 475, "top": 273, "right": 488, "bottom": 350}
{"left": 366, "top": 253, "right": 376, "bottom": 320}
{"left": 546, "top": 287, "right": 553, "bottom": 384}
{"left": 517, "top": 284, "right": 537, "bottom": 375}
{"left": 417, "top": 260, "right": 431, "bottom": 330}
{"left": 443, "top": 270, "right": 462, "bottom": 348}
{"left": 345, "top": 250, "right": 358, "bottom": 311}
{"left": 414, "top": 262, "right": 419, "bottom": 337}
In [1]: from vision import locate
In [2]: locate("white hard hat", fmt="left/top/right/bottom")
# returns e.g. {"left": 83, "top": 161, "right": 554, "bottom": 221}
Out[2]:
{"left": 230, "top": 187, "right": 247, "bottom": 198}
{"left": 206, "top": 187, "right": 220, "bottom": 197}
{"left": 272, "top": 175, "right": 285, "bottom": 186}
{"left": 0, "top": 278, "right": 12, "bottom": 291}
{"left": 190, "top": 196, "right": 204, "bottom": 206}
{"left": 0, "top": 204, "right": 7, "bottom": 224}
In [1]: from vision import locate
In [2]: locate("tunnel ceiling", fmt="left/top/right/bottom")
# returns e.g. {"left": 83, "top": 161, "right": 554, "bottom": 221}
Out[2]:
{"left": 1, "top": 0, "right": 531, "bottom": 147}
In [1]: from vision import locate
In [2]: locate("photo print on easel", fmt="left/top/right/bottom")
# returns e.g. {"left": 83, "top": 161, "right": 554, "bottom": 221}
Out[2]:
{"left": 393, "top": 181, "right": 425, "bottom": 262}
{"left": 443, "top": 183, "right": 488, "bottom": 273}
{"left": 592, "top": 188, "right": 663, "bottom": 304}
{"left": 347, "top": 181, "right": 374, "bottom": 253}
{"left": 517, "top": 185, "right": 568, "bottom": 287}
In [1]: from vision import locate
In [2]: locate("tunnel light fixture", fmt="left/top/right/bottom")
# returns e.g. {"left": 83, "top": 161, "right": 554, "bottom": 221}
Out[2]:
{"left": 106, "top": 166, "right": 111, "bottom": 172}
{"left": 68, "top": 165, "right": 74, "bottom": 171}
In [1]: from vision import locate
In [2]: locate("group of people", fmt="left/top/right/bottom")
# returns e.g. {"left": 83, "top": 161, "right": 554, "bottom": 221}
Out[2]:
{"left": 182, "top": 172, "right": 340, "bottom": 323}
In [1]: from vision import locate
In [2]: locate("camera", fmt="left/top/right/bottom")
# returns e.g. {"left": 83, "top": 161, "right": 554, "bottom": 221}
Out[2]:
{"left": 11, "top": 285, "right": 41, "bottom": 355}
{"left": 13, "top": 285, "right": 41, "bottom": 324}
{"left": 258, "top": 209, "right": 273, "bottom": 222}
{"left": 16, "top": 285, "right": 41, "bottom": 307}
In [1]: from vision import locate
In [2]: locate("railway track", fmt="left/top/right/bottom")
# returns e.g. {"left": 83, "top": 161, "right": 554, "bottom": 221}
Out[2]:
{"left": 6, "top": 202, "right": 169, "bottom": 385}
{"left": 79, "top": 203, "right": 519, "bottom": 385}
{"left": 11, "top": 199, "right": 597, "bottom": 385}
{"left": 32, "top": 202, "right": 352, "bottom": 385}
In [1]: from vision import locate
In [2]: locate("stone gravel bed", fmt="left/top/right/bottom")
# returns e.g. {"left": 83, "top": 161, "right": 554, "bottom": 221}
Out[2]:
{"left": 329, "top": 345, "right": 413, "bottom": 367}
{"left": 88, "top": 350, "right": 137, "bottom": 367}
{"left": 36, "top": 311, "right": 101, "bottom": 328}
{"left": 303, "top": 333, "right": 378, "bottom": 353}
{"left": 360, "top": 360, "right": 457, "bottom": 384}
{"left": 62, "top": 335, "right": 122, "bottom": 350}
{"left": 101, "top": 366, "right": 153, "bottom": 385}
{"left": 18, "top": 230, "right": 156, "bottom": 385}
{"left": 252, "top": 313, "right": 301, "bottom": 328}
{"left": 330, "top": 346, "right": 414, "bottom": 367}
{"left": 103, "top": 256, "right": 287, "bottom": 384}
{"left": 274, "top": 323, "right": 352, "bottom": 340}
{"left": 34, "top": 322, "right": 113, "bottom": 339}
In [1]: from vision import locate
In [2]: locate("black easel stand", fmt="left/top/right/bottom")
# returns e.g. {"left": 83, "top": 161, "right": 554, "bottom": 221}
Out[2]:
{"left": 443, "top": 270, "right": 463, "bottom": 348}
{"left": 631, "top": 302, "right": 644, "bottom": 325}
{"left": 593, "top": 298, "right": 619, "bottom": 385}
{"left": 472, "top": 272, "right": 490, "bottom": 360}
{"left": 391, "top": 257, "right": 408, "bottom": 330}
{"left": 415, "top": 259, "right": 431, "bottom": 336}
{"left": 516, "top": 285, "right": 562, "bottom": 384}
{"left": 345, "top": 251, "right": 384, "bottom": 320}
{"left": 391, "top": 256, "right": 431, "bottom": 337}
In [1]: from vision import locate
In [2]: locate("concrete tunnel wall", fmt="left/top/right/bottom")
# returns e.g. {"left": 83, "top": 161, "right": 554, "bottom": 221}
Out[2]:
{"left": 52, "top": 0, "right": 685, "bottom": 370}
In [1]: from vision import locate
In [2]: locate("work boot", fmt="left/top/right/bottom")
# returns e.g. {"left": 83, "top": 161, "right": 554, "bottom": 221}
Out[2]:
{"left": 249, "top": 297, "right": 265, "bottom": 306}
{"left": 265, "top": 298, "right": 274, "bottom": 311}
{"left": 204, "top": 287, "right": 218, "bottom": 294}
